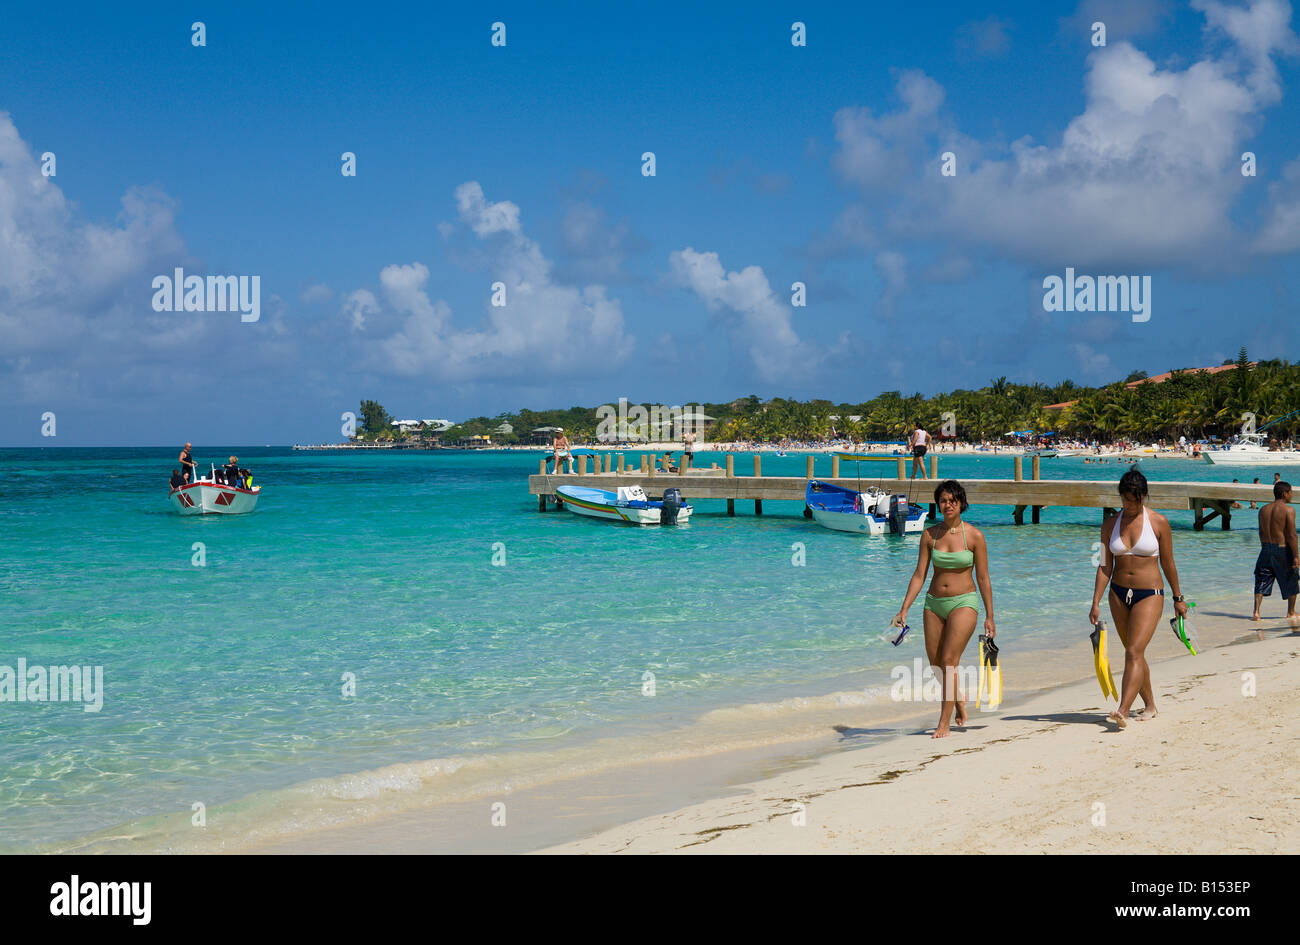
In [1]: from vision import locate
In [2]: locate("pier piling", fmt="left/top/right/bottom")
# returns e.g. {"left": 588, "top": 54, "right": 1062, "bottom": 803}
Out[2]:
{"left": 529, "top": 455, "right": 1270, "bottom": 531}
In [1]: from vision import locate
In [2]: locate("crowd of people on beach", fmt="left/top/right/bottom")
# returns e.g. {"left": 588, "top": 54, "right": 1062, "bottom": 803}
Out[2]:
{"left": 891, "top": 469, "right": 1298, "bottom": 738}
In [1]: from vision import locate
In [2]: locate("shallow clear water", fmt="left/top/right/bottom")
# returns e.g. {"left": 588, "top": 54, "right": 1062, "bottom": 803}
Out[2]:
{"left": 0, "top": 447, "right": 1286, "bottom": 851}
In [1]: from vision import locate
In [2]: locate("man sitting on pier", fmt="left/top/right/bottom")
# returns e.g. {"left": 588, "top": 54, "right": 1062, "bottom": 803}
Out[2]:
{"left": 550, "top": 431, "right": 572, "bottom": 475}
{"left": 1253, "top": 481, "right": 1298, "bottom": 624}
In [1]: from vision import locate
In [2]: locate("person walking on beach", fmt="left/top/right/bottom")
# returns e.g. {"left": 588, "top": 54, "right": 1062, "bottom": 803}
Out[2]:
{"left": 1252, "top": 481, "right": 1298, "bottom": 624}
{"left": 892, "top": 480, "right": 994, "bottom": 738}
{"left": 909, "top": 425, "right": 930, "bottom": 479}
{"left": 549, "top": 431, "right": 571, "bottom": 475}
{"left": 1088, "top": 469, "right": 1188, "bottom": 728}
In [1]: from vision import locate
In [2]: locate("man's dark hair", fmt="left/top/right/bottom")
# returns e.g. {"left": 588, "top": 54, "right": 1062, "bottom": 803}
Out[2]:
{"left": 1275, "top": 481, "right": 1291, "bottom": 499}
{"left": 1118, "top": 468, "right": 1149, "bottom": 499}
{"left": 934, "top": 479, "right": 969, "bottom": 513}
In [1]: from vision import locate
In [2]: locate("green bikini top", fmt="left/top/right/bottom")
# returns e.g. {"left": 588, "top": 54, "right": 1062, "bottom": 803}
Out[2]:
{"left": 930, "top": 523, "right": 974, "bottom": 570}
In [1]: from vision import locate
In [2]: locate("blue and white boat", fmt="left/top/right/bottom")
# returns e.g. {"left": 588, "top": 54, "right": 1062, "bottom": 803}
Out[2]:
{"left": 805, "top": 481, "right": 926, "bottom": 535}
{"left": 555, "top": 485, "right": 692, "bottom": 525}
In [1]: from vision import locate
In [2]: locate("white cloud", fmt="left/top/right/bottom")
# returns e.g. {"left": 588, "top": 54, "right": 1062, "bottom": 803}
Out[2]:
{"left": 349, "top": 182, "right": 634, "bottom": 380}
{"left": 343, "top": 289, "right": 379, "bottom": 332}
{"left": 833, "top": 70, "right": 946, "bottom": 192}
{"left": 668, "top": 247, "right": 818, "bottom": 380}
{"left": 923, "top": 254, "right": 975, "bottom": 283}
{"left": 0, "top": 111, "right": 206, "bottom": 404}
{"left": 300, "top": 283, "right": 333, "bottom": 303}
{"left": 831, "top": 0, "right": 1300, "bottom": 269}
{"left": 874, "top": 251, "right": 907, "bottom": 317}
{"left": 1072, "top": 342, "right": 1116, "bottom": 378}
{"left": 1062, "top": 0, "right": 1173, "bottom": 39}
{"left": 1255, "top": 155, "right": 1300, "bottom": 252}
{"left": 956, "top": 17, "right": 1012, "bottom": 58}
{"left": 1193, "top": 0, "right": 1300, "bottom": 102}
{"left": 557, "top": 202, "right": 628, "bottom": 282}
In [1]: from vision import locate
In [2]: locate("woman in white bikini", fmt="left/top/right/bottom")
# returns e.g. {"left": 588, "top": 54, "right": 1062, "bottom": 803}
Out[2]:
{"left": 1088, "top": 469, "right": 1188, "bottom": 728}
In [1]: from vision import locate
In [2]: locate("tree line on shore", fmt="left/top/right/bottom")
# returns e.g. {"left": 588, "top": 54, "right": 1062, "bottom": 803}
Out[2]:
{"left": 354, "top": 349, "right": 1297, "bottom": 445}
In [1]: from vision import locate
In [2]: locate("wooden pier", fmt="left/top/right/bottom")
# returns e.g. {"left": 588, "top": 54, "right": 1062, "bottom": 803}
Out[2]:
{"left": 528, "top": 453, "right": 1279, "bottom": 530}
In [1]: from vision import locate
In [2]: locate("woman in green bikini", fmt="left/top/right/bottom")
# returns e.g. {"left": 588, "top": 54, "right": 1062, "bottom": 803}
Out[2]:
{"left": 892, "top": 480, "right": 996, "bottom": 738}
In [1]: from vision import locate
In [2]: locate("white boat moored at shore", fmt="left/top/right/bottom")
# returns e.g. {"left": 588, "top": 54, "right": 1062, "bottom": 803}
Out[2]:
{"left": 1202, "top": 433, "right": 1300, "bottom": 466}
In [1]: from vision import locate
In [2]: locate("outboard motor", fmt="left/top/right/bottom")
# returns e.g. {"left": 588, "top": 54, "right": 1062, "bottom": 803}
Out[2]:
{"left": 660, "top": 487, "right": 684, "bottom": 526}
{"left": 889, "top": 494, "right": 910, "bottom": 534}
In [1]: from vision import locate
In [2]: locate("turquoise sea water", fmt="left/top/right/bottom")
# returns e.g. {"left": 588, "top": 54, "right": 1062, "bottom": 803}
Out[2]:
{"left": 0, "top": 448, "right": 1289, "bottom": 852}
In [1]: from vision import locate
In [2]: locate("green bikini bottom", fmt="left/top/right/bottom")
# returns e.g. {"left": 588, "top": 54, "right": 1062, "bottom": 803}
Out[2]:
{"left": 924, "top": 591, "right": 980, "bottom": 620}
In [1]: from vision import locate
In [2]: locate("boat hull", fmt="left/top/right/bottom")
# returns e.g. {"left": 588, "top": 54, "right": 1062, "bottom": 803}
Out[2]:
{"left": 169, "top": 482, "right": 261, "bottom": 515}
{"left": 555, "top": 485, "right": 692, "bottom": 525}
{"left": 805, "top": 481, "right": 927, "bottom": 535}
{"left": 811, "top": 507, "right": 887, "bottom": 535}
{"left": 1203, "top": 449, "right": 1300, "bottom": 465}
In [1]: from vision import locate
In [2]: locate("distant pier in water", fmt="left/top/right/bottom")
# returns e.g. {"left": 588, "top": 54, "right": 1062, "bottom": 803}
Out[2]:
{"left": 529, "top": 453, "right": 1273, "bottom": 530}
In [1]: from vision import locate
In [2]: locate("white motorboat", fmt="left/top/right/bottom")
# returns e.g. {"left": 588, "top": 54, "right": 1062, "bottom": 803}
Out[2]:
{"left": 805, "top": 481, "right": 927, "bottom": 535}
{"left": 1202, "top": 433, "right": 1300, "bottom": 466}
{"left": 555, "top": 484, "right": 692, "bottom": 525}
{"left": 169, "top": 465, "right": 261, "bottom": 514}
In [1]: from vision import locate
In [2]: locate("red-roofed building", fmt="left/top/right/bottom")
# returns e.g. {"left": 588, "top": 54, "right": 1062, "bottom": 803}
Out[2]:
{"left": 1045, "top": 362, "right": 1256, "bottom": 410}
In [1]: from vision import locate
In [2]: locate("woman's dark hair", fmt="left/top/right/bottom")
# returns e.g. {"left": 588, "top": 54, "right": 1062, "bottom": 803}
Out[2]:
{"left": 934, "top": 479, "right": 969, "bottom": 513}
{"left": 1118, "top": 468, "right": 1149, "bottom": 499}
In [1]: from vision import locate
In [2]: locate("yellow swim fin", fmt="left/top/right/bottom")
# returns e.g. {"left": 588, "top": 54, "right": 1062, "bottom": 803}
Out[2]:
{"left": 1090, "top": 622, "right": 1119, "bottom": 701}
{"left": 977, "top": 635, "right": 1003, "bottom": 710}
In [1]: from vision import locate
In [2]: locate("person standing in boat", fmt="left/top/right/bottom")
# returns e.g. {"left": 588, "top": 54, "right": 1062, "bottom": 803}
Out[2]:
{"left": 1088, "top": 469, "right": 1188, "bottom": 728}
{"left": 179, "top": 442, "right": 198, "bottom": 482}
{"left": 908, "top": 425, "right": 930, "bottom": 479}
{"left": 892, "top": 480, "right": 995, "bottom": 739}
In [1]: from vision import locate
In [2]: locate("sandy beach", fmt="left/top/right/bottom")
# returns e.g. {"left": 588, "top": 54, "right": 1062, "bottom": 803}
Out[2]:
{"left": 211, "top": 594, "right": 1298, "bottom": 857}
{"left": 541, "top": 617, "right": 1299, "bottom": 855}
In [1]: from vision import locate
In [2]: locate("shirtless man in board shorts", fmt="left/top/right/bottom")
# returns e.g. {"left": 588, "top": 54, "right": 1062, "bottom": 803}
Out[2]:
{"left": 1253, "top": 480, "right": 1298, "bottom": 625}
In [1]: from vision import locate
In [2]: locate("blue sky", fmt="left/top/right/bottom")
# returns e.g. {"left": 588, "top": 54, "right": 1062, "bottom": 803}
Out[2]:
{"left": 2, "top": 0, "right": 1299, "bottom": 445}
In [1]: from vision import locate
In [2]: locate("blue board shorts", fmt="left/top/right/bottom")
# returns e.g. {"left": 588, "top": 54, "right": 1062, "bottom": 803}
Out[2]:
{"left": 1254, "top": 543, "right": 1300, "bottom": 598}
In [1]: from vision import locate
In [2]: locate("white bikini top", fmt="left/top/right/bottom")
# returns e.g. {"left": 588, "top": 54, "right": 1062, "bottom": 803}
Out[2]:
{"left": 1110, "top": 508, "right": 1159, "bottom": 557}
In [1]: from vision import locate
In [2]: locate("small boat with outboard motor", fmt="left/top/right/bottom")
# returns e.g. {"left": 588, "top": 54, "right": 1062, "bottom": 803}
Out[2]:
{"left": 805, "top": 480, "right": 926, "bottom": 535}
{"left": 554, "top": 484, "right": 692, "bottom": 525}
{"left": 169, "top": 464, "right": 261, "bottom": 515}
